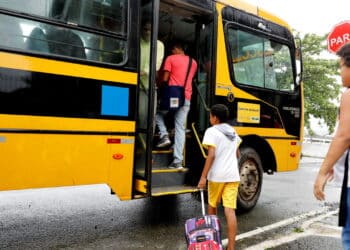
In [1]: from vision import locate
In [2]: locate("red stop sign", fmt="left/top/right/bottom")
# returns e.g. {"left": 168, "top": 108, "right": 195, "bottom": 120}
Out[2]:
{"left": 327, "top": 21, "right": 350, "bottom": 53}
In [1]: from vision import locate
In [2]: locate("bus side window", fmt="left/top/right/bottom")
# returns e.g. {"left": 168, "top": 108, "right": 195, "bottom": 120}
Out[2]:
{"left": 0, "top": 14, "right": 24, "bottom": 50}
{"left": 83, "top": 3, "right": 124, "bottom": 64}
{"left": 85, "top": 33, "right": 124, "bottom": 64}
{"left": 26, "top": 27, "right": 49, "bottom": 53}
{"left": 46, "top": 27, "right": 86, "bottom": 59}
{"left": 46, "top": 0, "right": 86, "bottom": 59}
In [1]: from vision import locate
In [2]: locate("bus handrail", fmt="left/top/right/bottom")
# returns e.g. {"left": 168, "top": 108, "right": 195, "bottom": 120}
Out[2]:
{"left": 191, "top": 122, "right": 207, "bottom": 159}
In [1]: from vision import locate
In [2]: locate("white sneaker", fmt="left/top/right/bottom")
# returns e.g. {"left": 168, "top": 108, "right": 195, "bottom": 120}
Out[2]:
{"left": 168, "top": 162, "right": 184, "bottom": 169}
{"left": 156, "top": 135, "right": 171, "bottom": 148}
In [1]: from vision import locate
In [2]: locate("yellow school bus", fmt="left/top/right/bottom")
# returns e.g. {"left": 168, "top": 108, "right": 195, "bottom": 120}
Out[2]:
{"left": 0, "top": 0, "right": 303, "bottom": 211}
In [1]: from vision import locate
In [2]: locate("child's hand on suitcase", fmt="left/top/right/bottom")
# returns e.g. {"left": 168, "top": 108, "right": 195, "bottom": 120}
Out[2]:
{"left": 197, "top": 176, "right": 206, "bottom": 190}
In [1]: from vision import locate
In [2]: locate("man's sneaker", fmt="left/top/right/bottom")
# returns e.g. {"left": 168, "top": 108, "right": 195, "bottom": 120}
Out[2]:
{"left": 168, "top": 161, "right": 184, "bottom": 169}
{"left": 156, "top": 135, "right": 171, "bottom": 148}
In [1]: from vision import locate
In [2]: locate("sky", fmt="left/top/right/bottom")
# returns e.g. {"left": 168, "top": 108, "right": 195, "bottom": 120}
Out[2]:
{"left": 245, "top": 0, "right": 349, "bottom": 35}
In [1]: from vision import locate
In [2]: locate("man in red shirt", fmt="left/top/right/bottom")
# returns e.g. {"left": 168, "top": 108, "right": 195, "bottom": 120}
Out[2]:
{"left": 156, "top": 42, "right": 197, "bottom": 169}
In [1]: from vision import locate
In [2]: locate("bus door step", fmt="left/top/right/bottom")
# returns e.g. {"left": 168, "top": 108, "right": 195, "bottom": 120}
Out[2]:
{"left": 151, "top": 185, "right": 198, "bottom": 196}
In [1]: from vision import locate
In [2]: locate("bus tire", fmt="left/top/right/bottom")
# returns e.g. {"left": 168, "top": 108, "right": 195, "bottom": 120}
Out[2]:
{"left": 237, "top": 147, "right": 263, "bottom": 213}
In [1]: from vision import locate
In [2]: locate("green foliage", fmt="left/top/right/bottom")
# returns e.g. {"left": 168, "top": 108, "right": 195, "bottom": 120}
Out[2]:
{"left": 293, "top": 227, "right": 304, "bottom": 233}
{"left": 301, "top": 33, "right": 340, "bottom": 134}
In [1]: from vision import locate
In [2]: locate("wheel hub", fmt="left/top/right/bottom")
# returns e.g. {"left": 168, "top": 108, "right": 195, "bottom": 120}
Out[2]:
{"left": 240, "top": 159, "right": 259, "bottom": 201}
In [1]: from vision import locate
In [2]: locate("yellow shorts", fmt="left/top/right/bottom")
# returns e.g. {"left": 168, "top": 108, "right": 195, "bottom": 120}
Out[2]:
{"left": 208, "top": 181, "right": 239, "bottom": 209}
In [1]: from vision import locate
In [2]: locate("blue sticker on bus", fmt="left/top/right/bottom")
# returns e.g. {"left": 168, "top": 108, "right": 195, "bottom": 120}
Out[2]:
{"left": 101, "top": 85, "right": 129, "bottom": 116}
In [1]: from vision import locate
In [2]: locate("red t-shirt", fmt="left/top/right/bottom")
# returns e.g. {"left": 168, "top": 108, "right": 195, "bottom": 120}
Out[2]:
{"left": 163, "top": 54, "right": 197, "bottom": 101}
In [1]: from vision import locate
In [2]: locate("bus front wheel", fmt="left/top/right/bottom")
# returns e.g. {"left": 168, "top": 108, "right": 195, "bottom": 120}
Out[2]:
{"left": 237, "top": 147, "right": 263, "bottom": 212}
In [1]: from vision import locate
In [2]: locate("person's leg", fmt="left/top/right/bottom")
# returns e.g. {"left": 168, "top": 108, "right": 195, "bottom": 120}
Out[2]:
{"left": 173, "top": 100, "right": 190, "bottom": 163}
{"left": 342, "top": 188, "right": 350, "bottom": 250}
{"left": 138, "top": 86, "right": 148, "bottom": 129}
{"left": 155, "top": 110, "right": 169, "bottom": 138}
{"left": 208, "top": 204, "right": 217, "bottom": 215}
{"left": 155, "top": 110, "right": 171, "bottom": 147}
{"left": 207, "top": 181, "right": 224, "bottom": 215}
{"left": 224, "top": 207, "right": 237, "bottom": 250}
{"left": 222, "top": 182, "right": 239, "bottom": 250}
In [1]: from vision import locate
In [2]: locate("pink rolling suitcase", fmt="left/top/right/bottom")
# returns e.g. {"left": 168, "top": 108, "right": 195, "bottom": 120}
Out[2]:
{"left": 185, "top": 190, "right": 223, "bottom": 250}
{"left": 188, "top": 240, "right": 221, "bottom": 250}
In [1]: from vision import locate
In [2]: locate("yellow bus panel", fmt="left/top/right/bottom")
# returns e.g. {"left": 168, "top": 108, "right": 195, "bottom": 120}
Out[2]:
{"left": 0, "top": 132, "right": 135, "bottom": 200}
{"left": 235, "top": 127, "right": 301, "bottom": 171}
{"left": 267, "top": 139, "right": 301, "bottom": 172}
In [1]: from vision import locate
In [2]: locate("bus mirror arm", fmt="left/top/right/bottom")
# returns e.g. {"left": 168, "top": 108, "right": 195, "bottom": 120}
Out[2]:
{"left": 294, "top": 37, "right": 303, "bottom": 85}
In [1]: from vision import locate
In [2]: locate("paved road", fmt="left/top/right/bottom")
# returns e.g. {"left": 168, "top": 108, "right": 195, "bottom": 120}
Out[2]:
{"left": 0, "top": 143, "right": 343, "bottom": 249}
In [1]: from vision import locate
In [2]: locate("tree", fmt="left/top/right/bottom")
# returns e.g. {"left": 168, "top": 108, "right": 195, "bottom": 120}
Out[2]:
{"left": 301, "top": 33, "right": 340, "bottom": 135}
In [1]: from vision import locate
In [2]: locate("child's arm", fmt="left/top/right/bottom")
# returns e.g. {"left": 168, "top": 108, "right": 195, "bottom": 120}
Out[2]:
{"left": 197, "top": 145, "right": 215, "bottom": 189}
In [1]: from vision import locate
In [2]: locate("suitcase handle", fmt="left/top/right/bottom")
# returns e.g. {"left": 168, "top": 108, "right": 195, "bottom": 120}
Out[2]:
{"left": 199, "top": 189, "right": 206, "bottom": 216}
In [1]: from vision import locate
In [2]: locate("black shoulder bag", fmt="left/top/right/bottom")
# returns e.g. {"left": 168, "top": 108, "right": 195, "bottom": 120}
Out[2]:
{"left": 159, "top": 57, "right": 193, "bottom": 111}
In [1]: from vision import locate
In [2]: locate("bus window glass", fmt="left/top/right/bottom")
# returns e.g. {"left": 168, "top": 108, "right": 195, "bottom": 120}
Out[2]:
{"left": 197, "top": 22, "right": 213, "bottom": 131}
{"left": 0, "top": 0, "right": 127, "bottom": 35}
{"left": 227, "top": 27, "right": 294, "bottom": 92}
{"left": 0, "top": 0, "right": 127, "bottom": 64}
{"left": 272, "top": 44, "right": 294, "bottom": 91}
{"left": 0, "top": 14, "right": 25, "bottom": 49}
